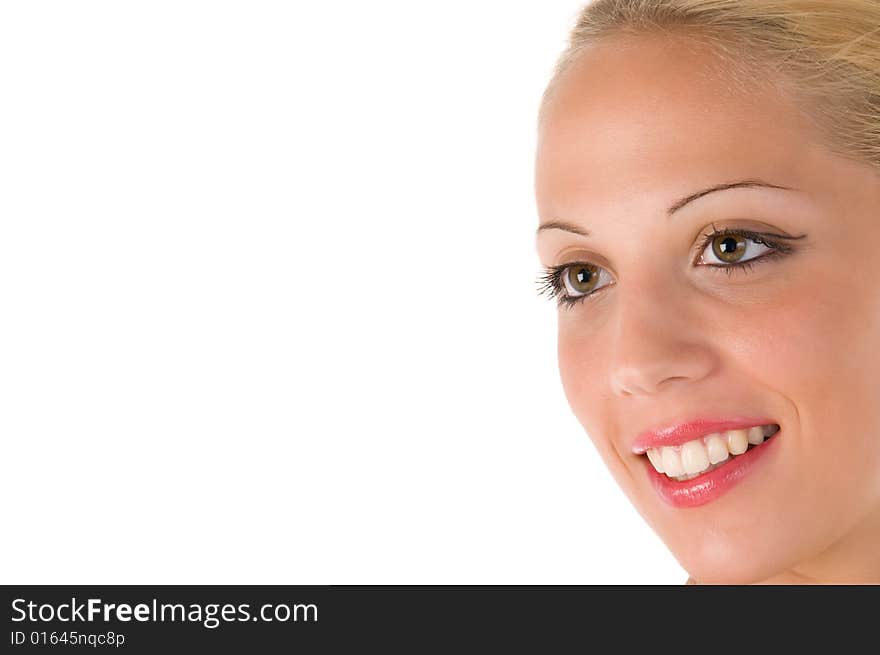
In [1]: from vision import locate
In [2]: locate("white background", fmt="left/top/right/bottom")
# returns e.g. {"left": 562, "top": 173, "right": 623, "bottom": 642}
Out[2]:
{"left": 0, "top": 1, "right": 684, "bottom": 584}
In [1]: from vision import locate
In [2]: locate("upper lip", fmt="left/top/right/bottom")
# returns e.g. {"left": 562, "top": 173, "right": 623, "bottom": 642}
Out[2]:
{"left": 631, "top": 416, "right": 778, "bottom": 454}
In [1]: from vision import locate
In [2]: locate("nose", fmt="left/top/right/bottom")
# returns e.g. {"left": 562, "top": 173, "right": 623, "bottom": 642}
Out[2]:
{"left": 609, "top": 277, "right": 717, "bottom": 397}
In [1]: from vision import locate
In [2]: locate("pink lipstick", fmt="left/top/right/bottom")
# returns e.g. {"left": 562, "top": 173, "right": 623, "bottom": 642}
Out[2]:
{"left": 643, "top": 426, "right": 781, "bottom": 508}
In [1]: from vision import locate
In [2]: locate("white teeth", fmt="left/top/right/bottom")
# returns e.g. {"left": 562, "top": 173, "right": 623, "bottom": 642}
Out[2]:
{"left": 661, "top": 447, "right": 684, "bottom": 477}
{"left": 646, "top": 448, "right": 665, "bottom": 473}
{"left": 705, "top": 433, "right": 729, "bottom": 464}
{"left": 680, "top": 440, "right": 710, "bottom": 475}
{"left": 727, "top": 429, "right": 749, "bottom": 455}
{"left": 747, "top": 425, "right": 765, "bottom": 446}
{"left": 644, "top": 423, "right": 779, "bottom": 480}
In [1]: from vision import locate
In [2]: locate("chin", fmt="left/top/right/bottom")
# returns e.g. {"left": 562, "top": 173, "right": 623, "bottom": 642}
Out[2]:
{"left": 657, "top": 522, "right": 807, "bottom": 584}
{"left": 676, "top": 543, "right": 785, "bottom": 585}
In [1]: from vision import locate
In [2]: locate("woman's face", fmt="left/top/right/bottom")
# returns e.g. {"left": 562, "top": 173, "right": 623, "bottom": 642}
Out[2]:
{"left": 535, "top": 33, "right": 880, "bottom": 583}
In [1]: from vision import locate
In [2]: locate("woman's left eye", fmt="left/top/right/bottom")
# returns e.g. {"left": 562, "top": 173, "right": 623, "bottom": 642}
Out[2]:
{"left": 696, "top": 230, "right": 778, "bottom": 267}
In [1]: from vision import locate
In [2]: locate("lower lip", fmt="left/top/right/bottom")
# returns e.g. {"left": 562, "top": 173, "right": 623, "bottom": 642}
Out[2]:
{"left": 645, "top": 431, "right": 780, "bottom": 508}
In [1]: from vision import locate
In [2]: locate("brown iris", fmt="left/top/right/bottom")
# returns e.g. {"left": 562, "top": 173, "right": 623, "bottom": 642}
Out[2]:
{"left": 566, "top": 264, "right": 600, "bottom": 294}
{"left": 711, "top": 233, "right": 747, "bottom": 263}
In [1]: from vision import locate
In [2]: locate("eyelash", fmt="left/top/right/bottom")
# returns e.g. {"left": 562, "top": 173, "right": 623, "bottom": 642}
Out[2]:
{"left": 536, "top": 226, "right": 797, "bottom": 310}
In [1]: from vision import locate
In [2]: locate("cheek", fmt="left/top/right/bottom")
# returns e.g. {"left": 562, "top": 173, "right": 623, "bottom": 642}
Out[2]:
{"left": 752, "top": 265, "right": 880, "bottom": 440}
{"left": 556, "top": 324, "right": 619, "bottom": 459}
{"left": 558, "top": 334, "right": 588, "bottom": 404}
{"left": 765, "top": 267, "right": 880, "bottom": 489}
{"left": 557, "top": 328, "right": 602, "bottom": 424}
{"left": 701, "top": 268, "right": 880, "bottom": 575}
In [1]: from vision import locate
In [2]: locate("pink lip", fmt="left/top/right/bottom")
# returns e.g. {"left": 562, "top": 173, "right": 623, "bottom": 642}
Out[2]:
{"left": 645, "top": 429, "right": 780, "bottom": 508}
{"left": 631, "top": 417, "right": 777, "bottom": 454}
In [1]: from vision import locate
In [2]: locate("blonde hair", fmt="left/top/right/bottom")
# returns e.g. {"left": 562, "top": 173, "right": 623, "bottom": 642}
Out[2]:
{"left": 539, "top": 0, "right": 880, "bottom": 169}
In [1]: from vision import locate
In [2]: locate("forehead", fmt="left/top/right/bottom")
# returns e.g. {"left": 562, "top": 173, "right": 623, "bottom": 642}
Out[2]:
{"left": 535, "top": 33, "right": 822, "bottom": 220}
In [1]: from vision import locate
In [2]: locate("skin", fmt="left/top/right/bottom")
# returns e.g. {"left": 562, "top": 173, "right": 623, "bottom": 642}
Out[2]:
{"left": 534, "top": 31, "right": 880, "bottom": 584}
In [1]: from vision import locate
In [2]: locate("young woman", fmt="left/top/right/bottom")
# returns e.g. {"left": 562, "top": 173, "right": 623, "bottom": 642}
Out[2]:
{"left": 534, "top": 0, "right": 880, "bottom": 584}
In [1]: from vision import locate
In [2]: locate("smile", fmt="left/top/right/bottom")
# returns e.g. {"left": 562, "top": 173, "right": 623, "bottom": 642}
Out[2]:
{"left": 640, "top": 422, "right": 782, "bottom": 508}
{"left": 645, "top": 424, "right": 781, "bottom": 481}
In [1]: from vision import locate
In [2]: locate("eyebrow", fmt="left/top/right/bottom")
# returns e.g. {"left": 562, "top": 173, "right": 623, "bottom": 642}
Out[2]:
{"left": 536, "top": 179, "right": 796, "bottom": 237}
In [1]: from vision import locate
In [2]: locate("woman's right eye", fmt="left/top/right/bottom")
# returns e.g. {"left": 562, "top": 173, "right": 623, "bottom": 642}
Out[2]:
{"left": 537, "top": 262, "right": 615, "bottom": 309}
